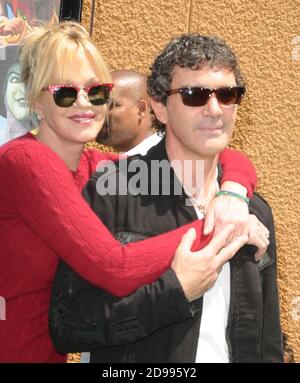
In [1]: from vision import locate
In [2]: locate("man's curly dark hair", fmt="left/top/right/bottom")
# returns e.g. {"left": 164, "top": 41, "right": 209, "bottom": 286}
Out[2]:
{"left": 147, "top": 34, "right": 245, "bottom": 134}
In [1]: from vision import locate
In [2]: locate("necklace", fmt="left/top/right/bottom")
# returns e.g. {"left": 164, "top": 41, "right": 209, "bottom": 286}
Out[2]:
{"left": 184, "top": 169, "right": 219, "bottom": 216}
{"left": 187, "top": 182, "right": 217, "bottom": 216}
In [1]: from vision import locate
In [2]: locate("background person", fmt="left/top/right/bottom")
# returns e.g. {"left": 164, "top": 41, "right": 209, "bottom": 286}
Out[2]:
{"left": 98, "top": 69, "right": 161, "bottom": 155}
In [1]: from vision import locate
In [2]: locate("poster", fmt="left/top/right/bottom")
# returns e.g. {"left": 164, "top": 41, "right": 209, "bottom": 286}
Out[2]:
{"left": 0, "top": 1, "right": 63, "bottom": 145}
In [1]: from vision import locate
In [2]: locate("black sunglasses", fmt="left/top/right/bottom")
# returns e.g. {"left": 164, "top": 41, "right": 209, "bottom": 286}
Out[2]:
{"left": 167, "top": 86, "right": 245, "bottom": 107}
{"left": 43, "top": 83, "right": 114, "bottom": 108}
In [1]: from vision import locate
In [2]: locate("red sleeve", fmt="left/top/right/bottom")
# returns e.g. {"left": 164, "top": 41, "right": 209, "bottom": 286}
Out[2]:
{"left": 219, "top": 148, "right": 257, "bottom": 197}
{"left": 0, "top": 140, "right": 207, "bottom": 297}
{"left": 83, "top": 149, "right": 123, "bottom": 177}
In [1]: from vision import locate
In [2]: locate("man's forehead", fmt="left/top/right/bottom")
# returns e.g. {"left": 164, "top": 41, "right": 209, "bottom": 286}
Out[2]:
{"left": 172, "top": 64, "right": 225, "bottom": 75}
{"left": 171, "top": 65, "right": 235, "bottom": 84}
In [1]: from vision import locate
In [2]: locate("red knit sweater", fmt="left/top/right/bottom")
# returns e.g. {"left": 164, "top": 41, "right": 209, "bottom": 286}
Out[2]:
{"left": 0, "top": 133, "right": 256, "bottom": 362}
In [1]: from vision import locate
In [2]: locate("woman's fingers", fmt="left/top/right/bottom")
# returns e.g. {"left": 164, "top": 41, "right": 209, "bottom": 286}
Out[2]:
{"left": 216, "top": 234, "right": 249, "bottom": 265}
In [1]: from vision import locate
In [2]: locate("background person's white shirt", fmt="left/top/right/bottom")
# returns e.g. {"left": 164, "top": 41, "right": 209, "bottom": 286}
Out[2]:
{"left": 125, "top": 133, "right": 162, "bottom": 156}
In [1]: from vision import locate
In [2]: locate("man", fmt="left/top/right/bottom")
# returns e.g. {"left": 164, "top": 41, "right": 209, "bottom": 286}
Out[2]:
{"left": 50, "top": 35, "right": 282, "bottom": 362}
{"left": 97, "top": 69, "right": 161, "bottom": 155}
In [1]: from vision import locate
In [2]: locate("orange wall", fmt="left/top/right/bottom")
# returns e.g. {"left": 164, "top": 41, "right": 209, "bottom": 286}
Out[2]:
{"left": 82, "top": 0, "right": 300, "bottom": 361}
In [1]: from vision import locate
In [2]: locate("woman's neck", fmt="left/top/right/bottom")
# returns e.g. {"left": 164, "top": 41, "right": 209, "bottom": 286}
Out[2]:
{"left": 36, "top": 127, "right": 84, "bottom": 171}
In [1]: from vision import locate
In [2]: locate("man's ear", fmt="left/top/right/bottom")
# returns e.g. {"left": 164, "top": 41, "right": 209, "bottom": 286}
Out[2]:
{"left": 137, "top": 100, "right": 147, "bottom": 116}
{"left": 150, "top": 98, "right": 168, "bottom": 124}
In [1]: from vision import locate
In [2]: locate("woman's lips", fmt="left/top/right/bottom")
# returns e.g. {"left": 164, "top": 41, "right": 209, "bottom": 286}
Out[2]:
{"left": 68, "top": 113, "right": 96, "bottom": 125}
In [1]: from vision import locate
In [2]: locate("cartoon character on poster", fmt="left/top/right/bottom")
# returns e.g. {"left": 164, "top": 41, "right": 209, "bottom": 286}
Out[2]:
{"left": 0, "top": 1, "right": 61, "bottom": 145}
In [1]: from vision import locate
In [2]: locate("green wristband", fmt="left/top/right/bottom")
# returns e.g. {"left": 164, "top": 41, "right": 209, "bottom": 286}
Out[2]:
{"left": 216, "top": 190, "right": 250, "bottom": 205}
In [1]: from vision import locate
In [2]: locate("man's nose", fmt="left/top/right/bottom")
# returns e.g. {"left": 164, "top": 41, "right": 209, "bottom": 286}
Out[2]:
{"left": 203, "top": 93, "right": 223, "bottom": 118}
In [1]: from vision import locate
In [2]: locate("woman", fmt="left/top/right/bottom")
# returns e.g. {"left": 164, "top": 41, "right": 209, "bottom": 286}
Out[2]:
{"left": 0, "top": 22, "right": 257, "bottom": 362}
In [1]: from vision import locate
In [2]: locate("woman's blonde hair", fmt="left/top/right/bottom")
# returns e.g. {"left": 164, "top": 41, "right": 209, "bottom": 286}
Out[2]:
{"left": 19, "top": 21, "right": 111, "bottom": 111}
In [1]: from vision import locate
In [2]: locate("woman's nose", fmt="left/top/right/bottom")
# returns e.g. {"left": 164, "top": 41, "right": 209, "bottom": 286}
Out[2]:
{"left": 73, "top": 89, "right": 91, "bottom": 107}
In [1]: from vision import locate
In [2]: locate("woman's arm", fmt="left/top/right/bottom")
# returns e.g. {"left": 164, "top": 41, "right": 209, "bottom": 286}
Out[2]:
{"left": 203, "top": 148, "right": 257, "bottom": 236}
{"left": 0, "top": 140, "right": 206, "bottom": 296}
{"left": 0, "top": 140, "right": 256, "bottom": 297}
{"left": 219, "top": 148, "right": 257, "bottom": 197}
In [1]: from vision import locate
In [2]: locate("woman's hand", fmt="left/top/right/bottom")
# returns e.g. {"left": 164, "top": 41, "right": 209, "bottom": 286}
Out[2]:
{"left": 247, "top": 214, "right": 270, "bottom": 261}
{"left": 204, "top": 183, "right": 249, "bottom": 241}
{"left": 172, "top": 225, "right": 248, "bottom": 301}
{"left": 203, "top": 180, "right": 269, "bottom": 262}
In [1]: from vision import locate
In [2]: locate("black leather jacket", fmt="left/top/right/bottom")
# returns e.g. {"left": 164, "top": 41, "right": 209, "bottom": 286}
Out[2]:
{"left": 49, "top": 139, "right": 283, "bottom": 363}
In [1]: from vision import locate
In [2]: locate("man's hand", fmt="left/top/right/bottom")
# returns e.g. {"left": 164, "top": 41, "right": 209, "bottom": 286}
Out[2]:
{"left": 171, "top": 225, "right": 248, "bottom": 302}
{"left": 247, "top": 214, "right": 270, "bottom": 261}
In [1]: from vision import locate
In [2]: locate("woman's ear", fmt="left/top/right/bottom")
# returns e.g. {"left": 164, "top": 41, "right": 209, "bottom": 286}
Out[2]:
{"left": 34, "top": 100, "right": 44, "bottom": 120}
{"left": 150, "top": 98, "right": 168, "bottom": 125}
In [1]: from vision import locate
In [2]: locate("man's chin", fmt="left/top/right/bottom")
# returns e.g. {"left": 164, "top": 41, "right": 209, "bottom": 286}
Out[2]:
{"left": 203, "top": 136, "right": 231, "bottom": 154}
{"left": 197, "top": 142, "right": 228, "bottom": 158}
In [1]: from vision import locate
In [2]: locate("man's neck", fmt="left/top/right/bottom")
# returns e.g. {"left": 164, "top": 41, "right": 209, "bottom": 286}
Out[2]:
{"left": 165, "top": 135, "right": 219, "bottom": 203}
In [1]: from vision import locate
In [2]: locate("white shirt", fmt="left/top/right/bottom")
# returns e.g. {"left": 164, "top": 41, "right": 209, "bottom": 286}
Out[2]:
{"left": 125, "top": 133, "right": 162, "bottom": 156}
{"left": 190, "top": 182, "right": 230, "bottom": 363}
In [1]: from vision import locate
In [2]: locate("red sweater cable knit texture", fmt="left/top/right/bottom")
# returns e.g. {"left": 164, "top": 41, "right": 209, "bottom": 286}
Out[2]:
{"left": 0, "top": 133, "right": 256, "bottom": 362}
